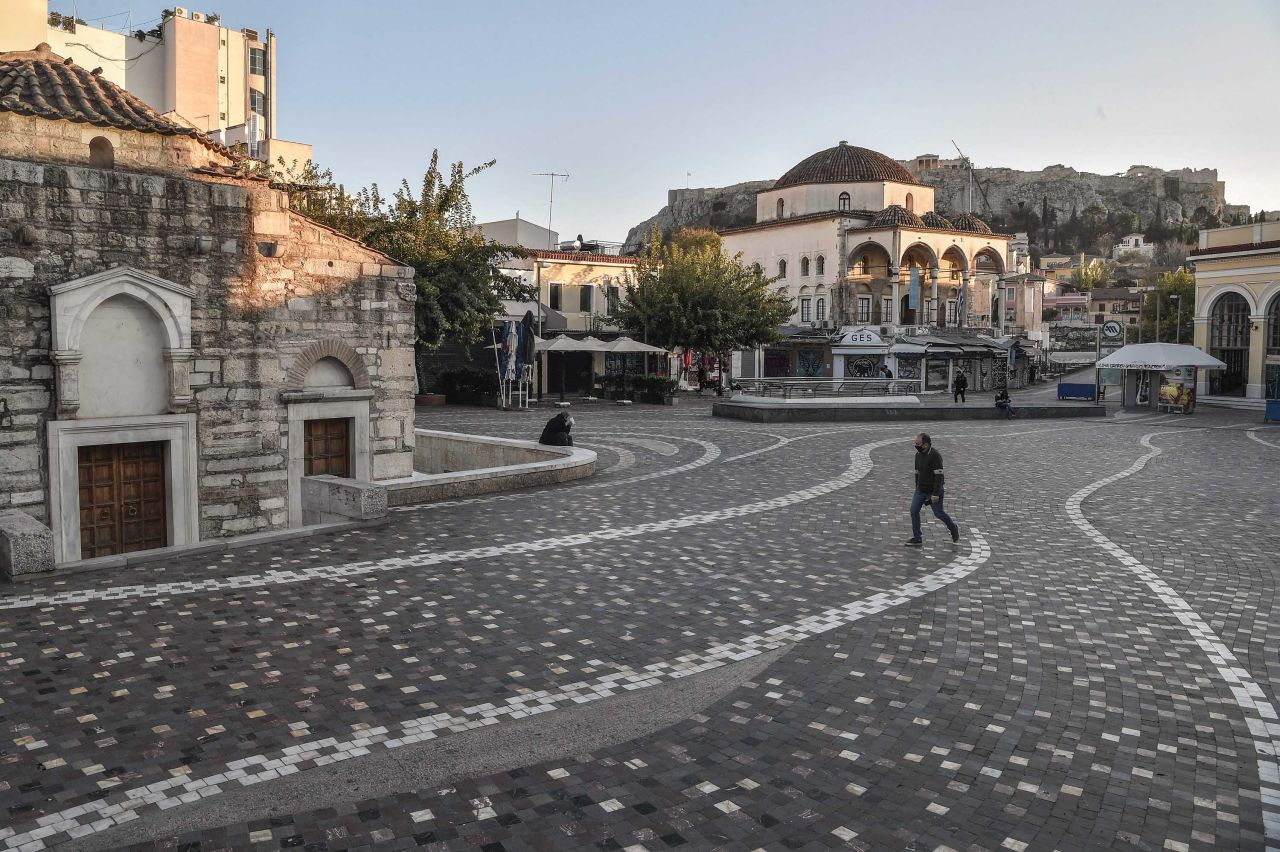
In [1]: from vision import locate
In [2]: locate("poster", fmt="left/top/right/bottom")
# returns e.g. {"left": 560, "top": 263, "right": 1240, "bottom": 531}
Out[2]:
{"left": 1158, "top": 366, "right": 1197, "bottom": 411}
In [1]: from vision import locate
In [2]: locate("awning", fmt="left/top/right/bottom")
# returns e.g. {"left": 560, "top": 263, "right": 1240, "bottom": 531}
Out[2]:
{"left": 1096, "top": 343, "right": 1227, "bottom": 371}
{"left": 833, "top": 346, "right": 889, "bottom": 355}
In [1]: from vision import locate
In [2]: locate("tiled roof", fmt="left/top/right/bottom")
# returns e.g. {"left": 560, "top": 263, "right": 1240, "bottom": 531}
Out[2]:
{"left": 950, "top": 212, "right": 993, "bottom": 234}
{"left": 871, "top": 205, "right": 926, "bottom": 228}
{"left": 717, "top": 209, "right": 876, "bottom": 236}
{"left": 774, "top": 141, "right": 923, "bottom": 189}
{"left": 921, "top": 211, "right": 954, "bottom": 229}
{"left": 0, "top": 43, "right": 233, "bottom": 157}
{"left": 527, "top": 248, "right": 642, "bottom": 264}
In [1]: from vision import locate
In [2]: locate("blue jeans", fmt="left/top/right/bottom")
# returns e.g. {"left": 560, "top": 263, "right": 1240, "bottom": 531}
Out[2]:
{"left": 911, "top": 488, "right": 958, "bottom": 540}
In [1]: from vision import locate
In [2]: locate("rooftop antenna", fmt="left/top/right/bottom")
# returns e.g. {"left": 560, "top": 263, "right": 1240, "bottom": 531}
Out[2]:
{"left": 533, "top": 171, "right": 569, "bottom": 249}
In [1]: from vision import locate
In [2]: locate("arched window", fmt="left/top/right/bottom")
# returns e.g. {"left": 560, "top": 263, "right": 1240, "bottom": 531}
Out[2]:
{"left": 776, "top": 198, "right": 785, "bottom": 219}
{"left": 800, "top": 257, "right": 810, "bottom": 277}
{"left": 777, "top": 258, "right": 787, "bottom": 278}
{"left": 89, "top": 136, "right": 114, "bottom": 169}
{"left": 860, "top": 254, "right": 869, "bottom": 274}
{"left": 838, "top": 192, "right": 850, "bottom": 211}
{"left": 816, "top": 298, "right": 826, "bottom": 322}
{"left": 815, "top": 255, "right": 825, "bottom": 276}
{"left": 905, "top": 192, "right": 914, "bottom": 212}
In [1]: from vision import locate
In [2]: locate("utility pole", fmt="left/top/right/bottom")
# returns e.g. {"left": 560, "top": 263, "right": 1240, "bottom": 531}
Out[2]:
{"left": 532, "top": 172, "right": 569, "bottom": 249}
{"left": 1155, "top": 288, "right": 1162, "bottom": 343}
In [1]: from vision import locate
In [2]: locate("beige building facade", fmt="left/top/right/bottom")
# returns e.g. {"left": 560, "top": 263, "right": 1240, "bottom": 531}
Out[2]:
{"left": 0, "top": 1, "right": 311, "bottom": 165}
{"left": 1190, "top": 220, "right": 1280, "bottom": 399}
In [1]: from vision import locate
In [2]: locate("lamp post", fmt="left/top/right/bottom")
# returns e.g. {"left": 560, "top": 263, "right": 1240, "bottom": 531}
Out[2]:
{"left": 1170, "top": 293, "right": 1181, "bottom": 344}
{"left": 1155, "top": 288, "right": 1163, "bottom": 343}
{"left": 535, "top": 260, "right": 551, "bottom": 401}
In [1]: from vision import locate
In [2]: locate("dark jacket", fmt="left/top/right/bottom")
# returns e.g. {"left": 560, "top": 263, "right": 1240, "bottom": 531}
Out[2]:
{"left": 914, "top": 447, "right": 945, "bottom": 496}
{"left": 954, "top": 373, "right": 968, "bottom": 391}
{"left": 539, "top": 413, "right": 571, "bottom": 445}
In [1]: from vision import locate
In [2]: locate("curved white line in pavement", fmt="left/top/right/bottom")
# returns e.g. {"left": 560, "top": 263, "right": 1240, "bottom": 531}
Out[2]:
{"left": 0, "top": 438, "right": 896, "bottom": 611}
{"left": 1065, "top": 432, "right": 1280, "bottom": 847}
{"left": 1248, "top": 428, "right": 1280, "bottom": 450}
{"left": 0, "top": 531, "right": 990, "bottom": 851}
{"left": 592, "top": 436, "right": 680, "bottom": 456}
{"left": 576, "top": 442, "right": 638, "bottom": 473}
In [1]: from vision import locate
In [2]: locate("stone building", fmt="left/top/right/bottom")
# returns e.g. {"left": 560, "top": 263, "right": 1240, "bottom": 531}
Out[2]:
{"left": 0, "top": 44, "right": 415, "bottom": 567}
{"left": 1190, "top": 219, "right": 1280, "bottom": 399}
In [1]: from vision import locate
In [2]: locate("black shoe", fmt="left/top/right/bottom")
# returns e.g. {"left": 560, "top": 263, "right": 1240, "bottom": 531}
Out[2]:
{"left": 904, "top": 538, "right": 923, "bottom": 547}
{"left": 951, "top": 529, "right": 961, "bottom": 543}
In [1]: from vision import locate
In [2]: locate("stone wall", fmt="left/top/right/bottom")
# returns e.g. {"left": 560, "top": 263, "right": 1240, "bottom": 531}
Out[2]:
{"left": 0, "top": 131, "right": 416, "bottom": 544}
{"left": 0, "top": 111, "right": 229, "bottom": 175}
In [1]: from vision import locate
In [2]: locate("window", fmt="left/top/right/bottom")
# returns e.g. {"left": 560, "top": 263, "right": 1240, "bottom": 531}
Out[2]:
{"left": 1096, "top": 303, "right": 1107, "bottom": 313}
{"left": 857, "top": 296, "right": 871, "bottom": 323}
{"left": 800, "top": 257, "right": 810, "bottom": 277}
{"left": 838, "top": 192, "right": 851, "bottom": 211}
{"left": 549, "top": 282, "right": 562, "bottom": 311}
{"left": 249, "top": 46, "right": 266, "bottom": 75}
{"left": 249, "top": 88, "right": 265, "bottom": 116}
{"left": 606, "top": 285, "right": 620, "bottom": 315}
{"left": 946, "top": 300, "right": 958, "bottom": 324}
{"left": 816, "top": 298, "right": 826, "bottom": 322}
{"left": 777, "top": 198, "right": 785, "bottom": 219}
{"left": 905, "top": 192, "right": 914, "bottom": 212}
{"left": 1006, "top": 287, "right": 1016, "bottom": 302}
{"left": 88, "top": 136, "right": 114, "bottom": 169}
{"left": 815, "top": 255, "right": 825, "bottom": 276}
{"left": 778, "top": 258, "right": 787, "bottom": 278}
{"left": 800, "top": 298, "right": 812, "bottom": 323}
{"left": 881, "top": 297, "right": 894, "bottom": 323}
{"left": 579, "top": 285, "right": 593, "bottom": 313}
{"left": 859, "top": 254, "right": 869, "bottom": 275}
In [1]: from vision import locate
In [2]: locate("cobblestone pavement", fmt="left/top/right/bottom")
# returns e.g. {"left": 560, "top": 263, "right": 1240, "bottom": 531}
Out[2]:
{"left": 2, "top": 398, "right": 1278, "bottom": 851}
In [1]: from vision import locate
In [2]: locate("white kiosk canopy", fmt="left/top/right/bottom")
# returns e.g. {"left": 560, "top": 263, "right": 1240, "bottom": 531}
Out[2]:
{"left": 1096, "top": 343, "right": 1226, "bottom": 371}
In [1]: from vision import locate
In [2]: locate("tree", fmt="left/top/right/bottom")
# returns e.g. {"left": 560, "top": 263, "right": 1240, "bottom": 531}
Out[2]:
{"left": 615, "top": 232, "right": 793, "bottom": 362}
{"left": 1139, "top": 269, "right": 1195, "bottom": 343}
{"left": 272, "top": 152, "right": 530, "bottom": 384}
{"left": 1070, "top": 258, "right": 1115, "bottom": 291}
{"left": 669, "top": 228, "right": 722, "bottom": 256}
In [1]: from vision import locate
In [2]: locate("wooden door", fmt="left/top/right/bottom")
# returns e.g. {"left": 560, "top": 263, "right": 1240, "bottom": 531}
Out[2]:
{"left": 303, "top": 418, "right": 350, "bottom": 477}
{"left": 77, "top": 441, "right": 167, "bottom": 559}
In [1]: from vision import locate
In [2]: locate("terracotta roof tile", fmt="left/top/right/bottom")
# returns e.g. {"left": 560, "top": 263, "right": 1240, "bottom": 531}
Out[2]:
{"left": 773, "top": 141, "right": 924, "bottom": 189}
{"left": 871, "top": 205, "right": 925, "bottom": 228}
{"left": 528, "top": 248, "right": 642, "bottom": 264}
{"left": 0, "top": 43, "right": 234, "bottom": 158}
{"left": 921, "top": 211, "right": 954, "bottom": 229}
{"left": 950, "top": 212, "right": 994, "bottom": 234}
{"left": 1189, "top": 238, "right": 1280, "bottom": 257}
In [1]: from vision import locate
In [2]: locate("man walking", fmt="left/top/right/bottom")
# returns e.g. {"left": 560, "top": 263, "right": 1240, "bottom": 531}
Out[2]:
{"left": 906, "top": 433, "right": 959, "bottom": 546}
{"left": 952, "top": 369, "right": 968, "bottom": 403}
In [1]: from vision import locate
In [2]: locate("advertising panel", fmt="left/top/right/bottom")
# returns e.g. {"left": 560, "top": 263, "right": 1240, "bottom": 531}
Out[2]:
{"left": 1158, "top": 365, "right": 1197, "bottom": 412}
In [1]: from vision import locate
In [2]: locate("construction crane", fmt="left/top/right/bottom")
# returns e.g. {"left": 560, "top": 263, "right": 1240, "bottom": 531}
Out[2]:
{"left": 951, "top": 140, "right": 994, "bottom": 216}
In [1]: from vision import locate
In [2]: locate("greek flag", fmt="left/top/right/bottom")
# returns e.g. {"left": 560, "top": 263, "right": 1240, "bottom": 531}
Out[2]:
{"left": 908, "top": 268, "right": 920, "bottom": 310}
{"left": 955, "top": 284, "right": 966, "bottom": 326}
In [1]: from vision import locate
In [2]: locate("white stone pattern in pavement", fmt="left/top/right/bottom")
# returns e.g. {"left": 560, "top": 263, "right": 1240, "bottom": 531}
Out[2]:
{"left": 0, "top": 532, "right": 990, "bottom": 851}
{"left": 576, "top": 442, "right": 638, "bottom": 473}
{"left": 0, "top": 437, "right": 893, "bottom": 611}
{"left": 1066, "top": 430, "right": 1280, "bottom": 849}
{"left": 1247, "top": 427, "right": 1280, "bottom": 450}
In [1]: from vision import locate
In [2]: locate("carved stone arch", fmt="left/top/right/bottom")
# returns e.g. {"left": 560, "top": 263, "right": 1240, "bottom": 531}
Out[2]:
{"left": 287, "top": 339, "right": 371, "bottom": 390}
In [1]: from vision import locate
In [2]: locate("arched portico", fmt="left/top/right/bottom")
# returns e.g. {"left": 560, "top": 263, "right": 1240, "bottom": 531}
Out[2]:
{"left": 1207, "top": 291, "right": 1251, "bottom": 396}
{"left": 973, "top": 247, "right": 1005, "bottom": 275}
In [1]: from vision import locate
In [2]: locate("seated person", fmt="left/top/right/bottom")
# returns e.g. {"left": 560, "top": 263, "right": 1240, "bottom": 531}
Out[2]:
{"left": 539, "top": 411, "right": 575, "bottom": 446}
{"left": 994, "top": 389, "right": 1017, "bottom": 419}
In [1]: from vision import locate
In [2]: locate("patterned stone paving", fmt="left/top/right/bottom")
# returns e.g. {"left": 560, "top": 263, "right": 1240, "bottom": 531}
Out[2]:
{"left": 1, "top": 398, "right": 1278, "bottom": 851}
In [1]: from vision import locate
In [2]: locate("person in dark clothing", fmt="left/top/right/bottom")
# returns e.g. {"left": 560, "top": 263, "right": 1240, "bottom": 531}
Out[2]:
{"left": 995, "top": 389, "right": 1016, "bottom": 419}
{"left": 952, "top": 370, "right": 968, "bottom": 403}
{"left": 538, "top": 411, "right": 575, "bottom": 446}
{"left": 906, "top": 433, "right": 959, "bottom": 546}
{"left": 880, "top": 364, "right": 893, "bottom": 379}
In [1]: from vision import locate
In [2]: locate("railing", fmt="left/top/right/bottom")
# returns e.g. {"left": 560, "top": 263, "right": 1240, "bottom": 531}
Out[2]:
{"left": 734, "top": 377, "right": 925, "bottom": 399}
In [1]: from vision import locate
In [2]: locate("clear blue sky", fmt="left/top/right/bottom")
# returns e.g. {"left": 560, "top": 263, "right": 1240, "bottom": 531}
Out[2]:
{"left": 56, "top": 0, "right": 1280, "bottom": 241}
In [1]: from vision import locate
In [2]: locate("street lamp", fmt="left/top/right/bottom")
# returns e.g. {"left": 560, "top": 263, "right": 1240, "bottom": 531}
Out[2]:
{"left": 535, "top": 260, "right": 551, "bottom": 401}
{"left": 1169, "top": 293, "right": 1181, "bottom": 344}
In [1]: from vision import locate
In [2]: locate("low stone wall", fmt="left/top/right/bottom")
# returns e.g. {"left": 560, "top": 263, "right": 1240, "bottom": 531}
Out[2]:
{"left": 386, "top": 430, "right": 595, "bottom": 506}
{"left": 713, "top": 400, "right": 1106, "bottom": 423}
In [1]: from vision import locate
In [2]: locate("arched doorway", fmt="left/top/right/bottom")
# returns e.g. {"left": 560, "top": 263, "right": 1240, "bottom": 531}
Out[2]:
{"left": 1267, "top": 292, "right": 1280, "bottom": 399}
{"left": 1208, "top": 293, "right": 1251, "bottom": 396}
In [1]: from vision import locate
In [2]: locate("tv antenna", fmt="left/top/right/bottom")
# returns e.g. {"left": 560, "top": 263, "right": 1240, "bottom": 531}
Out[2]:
{"left": 950, "top": 140, "right": 993, "bottom": 215}
{"left": 533, "top": 171, "right": 569, "bottom": 248}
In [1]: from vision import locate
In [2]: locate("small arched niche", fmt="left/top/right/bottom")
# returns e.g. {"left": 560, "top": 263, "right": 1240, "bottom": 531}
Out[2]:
{"left": 89, "top": 136, "right": 115, "bottom": 169}
{"left": 304, "top": 356, "right": 355, "bottom": 389}
{"left": 79, "top": 294, "right": 169, "bottom": 417}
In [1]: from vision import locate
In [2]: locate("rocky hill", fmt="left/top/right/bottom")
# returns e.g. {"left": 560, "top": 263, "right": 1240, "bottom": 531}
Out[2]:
{"left": 626, "top": 162, "right": 1250, "bottom": 253}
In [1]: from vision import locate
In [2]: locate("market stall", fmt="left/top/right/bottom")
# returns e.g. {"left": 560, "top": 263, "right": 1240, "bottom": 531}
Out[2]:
{"left": 1095, "top": 343, "right": 1227, "bottom": 414}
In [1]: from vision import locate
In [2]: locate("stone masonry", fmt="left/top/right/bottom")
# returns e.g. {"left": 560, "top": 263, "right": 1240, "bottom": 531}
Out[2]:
{"left": 0, "top": 114, "right": 416, "bottom": 545}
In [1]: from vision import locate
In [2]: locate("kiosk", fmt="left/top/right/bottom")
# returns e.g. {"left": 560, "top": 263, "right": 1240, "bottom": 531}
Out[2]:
{"left": 1096, "top": 343, "right": 1227, "bottom": 414}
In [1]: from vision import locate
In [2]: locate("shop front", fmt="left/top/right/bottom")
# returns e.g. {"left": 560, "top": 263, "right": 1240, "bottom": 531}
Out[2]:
{"left": 832, "top": 327, "right": 890, "bottom": 379}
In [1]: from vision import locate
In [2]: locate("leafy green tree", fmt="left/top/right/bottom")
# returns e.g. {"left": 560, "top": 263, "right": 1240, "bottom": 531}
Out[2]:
{"left": 1139, "top": 269, "right": 1195, "bottom": 343}
{"left": 1070, "top": 258, "right": 1115, "bottom": 291}
{"left": 615, "top": 231, "right": 793, "bottom": 370}
{"left": 270, "top": 152, "right": 530, "bottom": 383}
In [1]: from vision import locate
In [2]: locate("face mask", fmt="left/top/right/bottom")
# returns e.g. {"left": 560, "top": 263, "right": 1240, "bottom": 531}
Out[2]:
{"left": 915, "top": 445, "right": 927, "bottom": 454}
{"left": 567, "top": 416, "right": 575, "bottom": 428}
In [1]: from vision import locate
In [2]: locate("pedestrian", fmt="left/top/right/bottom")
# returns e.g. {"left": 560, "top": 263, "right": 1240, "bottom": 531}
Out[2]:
{"left": 952, "top": 369, "right": 968, "bottom": 403}
{"left": 994, "top": 388, "right": 1016, "bottom": 419}
{"left": 905, "top": 433, "right": 960, "bottom": 546}
{"left": 880, "top": 364, "right": 894, "bottom": 379}
{"left": 538, "top": 410, "right": 575, "bottom": 446}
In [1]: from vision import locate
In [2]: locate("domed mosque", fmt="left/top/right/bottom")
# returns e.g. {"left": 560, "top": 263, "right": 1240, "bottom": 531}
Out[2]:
{"left": 719, "top": 141, "right": 1022, "bottom": 375}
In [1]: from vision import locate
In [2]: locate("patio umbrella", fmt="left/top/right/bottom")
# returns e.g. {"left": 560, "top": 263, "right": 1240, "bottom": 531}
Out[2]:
{"left": 535, "top": 335, "right": 608, "bottom": 402}
{"left": 600, "top": 336, "right": 669, "bottom": 397}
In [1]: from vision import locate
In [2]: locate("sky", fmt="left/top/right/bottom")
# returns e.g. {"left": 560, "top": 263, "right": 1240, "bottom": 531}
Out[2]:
{"left": 54, "top": 0, "right": 1280, "bottom": 243}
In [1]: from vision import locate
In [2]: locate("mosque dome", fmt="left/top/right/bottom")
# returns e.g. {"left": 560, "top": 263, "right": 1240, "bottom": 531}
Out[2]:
{"left": 775, "top": 140, "right": 918, "bottom": 189}
{"left": 950, "top": 212, "right": 994, "bottom": 234}
{"left": 921, "top": 211, "right": 955, "bottom": 229}
{"left": 871, "top": 204, "right": 926, "bottom": 228}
